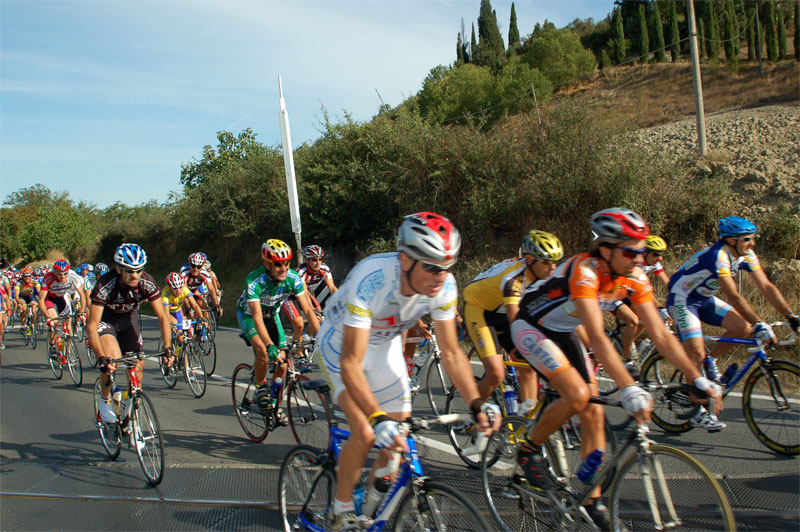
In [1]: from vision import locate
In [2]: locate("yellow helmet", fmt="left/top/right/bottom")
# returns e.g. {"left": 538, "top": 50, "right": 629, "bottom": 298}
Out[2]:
{"left": 645, "top": 235, "right": 668, "bottom": 252}
{"left": 262, "top": 239, "right": 293, "bottom": 262}
{"left": 522, "top": 230, "right": 564, "bottom": 262}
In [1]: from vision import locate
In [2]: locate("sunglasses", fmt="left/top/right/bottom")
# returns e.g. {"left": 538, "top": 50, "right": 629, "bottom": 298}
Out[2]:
{"left": 421, "top": 261, "right": 455, "bottom": 274}
{"left": 615, "top": 245, "right": 647, "bottom": 259}
{"left": 190, "top": 265, "right": 202, "bottom": 269}
{"left": 736, "top": 236, "right": 756, "bottom": 243}
{"left": 55, "top": 271, "right": 69, "bottom": 276}
{"left": 650, "top": 253, "right": 664, "bottom": 259}
{"left": 270, "top": 262, "right": 290, "bottom": 270}
{"left": 123, "top": 268, "right": 144, "bottom": 275}
{"left": 308, "top": 258, "right": 322, "bottom": 262}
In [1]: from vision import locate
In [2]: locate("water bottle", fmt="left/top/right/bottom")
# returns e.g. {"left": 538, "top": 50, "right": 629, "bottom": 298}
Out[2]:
{"left": 112, "top": 386, "right": 123, "bottom": 415}
{"left": 503, "top": 389, "right": 519, "bottom": 415}
{"left": 361, "top": 476, "right": 391, "bottom": 517}
{"left": 55, "top": 337, "right": 64, "bottom": 353}
{"left": 271, "top": 378, "right": 283, "bottom": 400}
{"left": 719, "top": 363, "right": 739, "bottom": 385}
{"left": 576, "top": 449, "right": 604, "bottom": 483}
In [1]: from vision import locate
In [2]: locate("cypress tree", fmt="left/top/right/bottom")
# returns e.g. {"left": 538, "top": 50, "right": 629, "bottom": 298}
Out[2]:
{"left": 600, "top": 48, "right": 612, "bottom": 69}
{"left": 724, "top": 0, "right": 739, "bottom": 65}
{"left": 612, "top": 7, "right": 626, "bottom": 64}
{"left": 477, "top": 0, "right": 505, "bottom": 68}
{"left": 708, "top": 1, "right": 720, "bottom": 60}
{"left": 795, "top": 0, "right": 800, "bottom": 61}
{"left": 654, "top": 1, "right": 666, "bottom": 61}
{"left": 471, "top": 23, "right": 479, "bottom": 64}
{"left": 669, "top": 0, "right": 680, "bottom": 61}
{"left": 639, "top": 3, "right": 650, "bottom": 62}
{"left": 766, "top": 0, "right": 778, "bottom": 61}
{"left": 456, "top": 33, "right": 465, "bottom": 64}
{"left": 746, "top": 1, "right": 755, "bottom": 59}
{"left": 776, "top": 2, "right": 787, "bottom": 59}
{"left": 698, "top": 17, "right": 707, "bottom": 59}
{"left": 508, "top": 2, "right": 521, "bottom": 51}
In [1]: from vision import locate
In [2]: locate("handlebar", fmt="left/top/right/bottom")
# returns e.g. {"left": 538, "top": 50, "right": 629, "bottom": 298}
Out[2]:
{"left": 704, "top": 321, "right": 797, "bottom": 351}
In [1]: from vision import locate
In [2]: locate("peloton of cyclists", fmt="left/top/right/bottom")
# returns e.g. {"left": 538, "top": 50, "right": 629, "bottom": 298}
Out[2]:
{"left": 38, "top": 260, "right": 88, "bottom": 355}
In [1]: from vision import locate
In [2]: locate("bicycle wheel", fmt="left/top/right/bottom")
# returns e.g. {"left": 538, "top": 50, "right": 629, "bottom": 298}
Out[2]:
{"left": 742, "top": 360, "right": 800, "bottom": 455}
{"left": 48, "top": 344, "right": 63, "bottom": 380}
{"left": 204, "top": 309, "right": 217, "bottom": 339}
{"left": 183, "top": 341, "right": 207, "bottom": 398}
{"left": 93, "top": 377, "right": 121, "bottom": 459}
{"left": 65, "top": 336, "right": 83, "bottom": 387}
{"left": 74, "top": 319, "right": 86, "bottom": 343}
{"left": 23, "top": 324, "right": 30, "bottom": 346}
{"left": 158, "top": 340, "right": 178, "bottom": 389}
{"left": 639, "top": 353, "right": 696, "bottom": 433}
{"left": 30, "top": 324, "right": 37, "bottom": 349}
{"left": 198, "top": 332, "right": 217, "bottom": 377}
{"left": 132, "top": 391, "right": 165, "bottom": 485}
{"left": 552, "top": 412, "right": 617, "bottom": 493}
{"left": 85, "top": 343, "right": 97, "bottom": 367}
{"left": 232, "top": 363, "right": 269, "bottom": 442}
{"left": 391, "top": 480, "right": 490, "bottom": 532}
{"left": 609, "top": 444, "right": 735, "bottom": 531}
{"left": 279, "top": 445, "right": 333, "bottom": 532}
{"left": 425, "top": 356, "right": 452, "bottom": 417}
{"left": 287, "top": 377, "right": 332, "bottom": 450}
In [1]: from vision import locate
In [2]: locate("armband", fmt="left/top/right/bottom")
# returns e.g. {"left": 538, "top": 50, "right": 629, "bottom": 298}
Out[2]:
{"left": 368, "top": 410, "right": 388, "bottom": 427}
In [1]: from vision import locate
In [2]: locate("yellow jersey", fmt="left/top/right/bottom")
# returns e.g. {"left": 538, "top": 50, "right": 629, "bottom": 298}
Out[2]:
{"left": 162, "top": 286, "right": 191, "bottom": 313}
{"left": 463, "top": 258, "right": 537, "bottom": 313}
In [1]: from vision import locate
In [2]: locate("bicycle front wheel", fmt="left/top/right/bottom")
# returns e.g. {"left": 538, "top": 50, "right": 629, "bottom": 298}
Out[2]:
{"left": 287, "top": 377, "right": 332, "bottom": 450}
{"left": 609, "top": 444, "right": 735, "bottom": 531}
{"left": 184, "top": 341, "right": 207, "bottom": 398}
{"left": 93, "top": 377, "right": 121, "bottom": 459}
{"left": 65, "top": 336, "right": 82, "bottom": 387}
{"left": 198, "top": 333, "right": 217, "bottom": 376}
{"left": 279, "top": 445, "right": 332, "bottom": 532}
{"left": 30, "top": 325, "right": 37, "bottom": 349}
{"left": 48, "top": 345, "right": 63, "bottom": 380}
{"left": 425, "top": 355, "right": 452, "bottom": 417}
{"left": 158, "top": 340, "right": 178, "bottom": 389}
{"left": 132, "top": 391, "right": 165, "bottom": 485}
{"left": 742, "top": 360, "right": 800, "bottom": 455}
{"left": 639, "top": 353, "right": 696, "bottom": 433}
{"left": 85, "top": 343, "right": 97, "bottom": 367}
{"left": 445, "top": 385, "right": 501, "bottom": 469}
{"left": 391, "top": 480, "right": 490, "bottom": 532}
{"left": 232, "top": 363, "right": 269, "bottom": 442}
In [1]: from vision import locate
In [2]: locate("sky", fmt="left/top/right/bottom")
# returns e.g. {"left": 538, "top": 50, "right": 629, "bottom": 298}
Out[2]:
{"left": 1, "top": 0, "right": 616, "bottom": 209}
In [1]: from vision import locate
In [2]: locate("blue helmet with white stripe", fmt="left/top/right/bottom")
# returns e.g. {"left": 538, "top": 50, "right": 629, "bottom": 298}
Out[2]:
{"left": 114, "top": 243, "right": 147, "bottom": 268}
{"left": 718, "top": 217, "right": 757, "bottom": 238}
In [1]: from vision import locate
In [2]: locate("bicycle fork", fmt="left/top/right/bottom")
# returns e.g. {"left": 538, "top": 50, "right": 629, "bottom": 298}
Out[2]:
{"left": 638, "top": 446, "right": 681, "bottom": 530}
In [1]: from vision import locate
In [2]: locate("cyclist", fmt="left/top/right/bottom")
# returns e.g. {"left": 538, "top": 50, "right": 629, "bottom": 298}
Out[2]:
{"left": 89, "top": 244, "right": 173, "bottom": 424}
{"left": 296, "top": 244, "right": 338, "bottom": 308}
{"left": 203, "top": 258, "right": 222, "bottom": 297}
{"left": 463, "top": 230, "right": 564, "bottom": 406}
{"left": 0, "top": 280, "right": 10, "bottom": 349}
{"left": 510, "top": 208, "right": 722, "bottom": 531}
{"left": 236, "top": 239, "right": 321, "bottom": 416}
{"left": 667, "top": 216, "right": 800, "bottom": 431}
{"left": 179, "top": 252, "right": 222, "bottom": 320}
{"left": 162, "top": 272, "right": 204, "bottom": 360}
{"left": 14, "top": 267, "right": 40, "bottom": 331}
{"left": 618, "top": 234, "right": 672, "bottom": 361}
{"left": 315, "top": 212, "right": 500, "bottom": 531}
{"left": 38, "top": 260, "right": 88, "bottom": 353}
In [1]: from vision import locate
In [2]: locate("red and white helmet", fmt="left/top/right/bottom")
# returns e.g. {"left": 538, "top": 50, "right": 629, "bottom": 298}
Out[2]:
{"left": 397, "top": 212, "right": 461, "bottom": 262}
{"left": 188, "top": 252, "right": 206, "bottom": 267}
{"left": 166, "top": 272, "right": 185, "bottom": 290}
{"left": 590, "top": 208, "right": 650, "bottom": 244}
{"left": 303, "top": 245, "right": 324, "bottom": 259}
{"left": 53, "top": 259, "right": 71, "bottom": 273}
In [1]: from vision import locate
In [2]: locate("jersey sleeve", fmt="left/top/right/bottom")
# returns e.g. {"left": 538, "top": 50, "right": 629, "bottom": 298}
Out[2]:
{"left": 628, "top": 270, "right": 656, "bottom": 306}
{"left": 430, "top": 275, "right": 458, "bottom": 322}
{"left": 244, "top": 274, "right": 263, "bottom": 303}
{"left": 569, "top": 257, "right": 600, "bottom": 300}
{"left": 501, "top": 274, "right": 524, "bottom": 307}
{"left": 741, "top": 251, "right": 762, "bottom": 272}
{"left": 289, "top": 271, "right": 306, "bottom": 296}
{"left": 715, "top": 247, "right": 733, "bottom": 277}
{"left": 342, "top": 266, "right": 384, "bottom": 329}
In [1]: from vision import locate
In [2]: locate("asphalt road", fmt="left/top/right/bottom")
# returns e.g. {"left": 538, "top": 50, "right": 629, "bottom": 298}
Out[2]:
{"left": 1, "top": 317, "right": 798, "bottom": 531}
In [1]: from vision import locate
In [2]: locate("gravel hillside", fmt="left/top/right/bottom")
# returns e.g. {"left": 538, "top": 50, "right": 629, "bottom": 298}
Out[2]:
{"left": 634, "top": 103, "right": 800, "bottom": 220}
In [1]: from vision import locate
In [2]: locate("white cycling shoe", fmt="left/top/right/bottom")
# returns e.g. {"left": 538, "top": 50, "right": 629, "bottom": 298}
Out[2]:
{"left": 98, "top": 399, "right": 118, "bottom": 424}
{"left": 690, "top": 408, "right": 727, "bottom": 432}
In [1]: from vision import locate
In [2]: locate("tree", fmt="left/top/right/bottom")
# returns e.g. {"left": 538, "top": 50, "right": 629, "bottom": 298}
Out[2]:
{"left": 508, "top": 2, "right": 521, "bottom": 52}
{"left": 471, "top": 23, "right": 479, "bottom": 64}
{"left": 698, "top": 17, "right": 707, "bottom": 58}
{"left": 612, "top": 7, "right": 626, "bottom": 63}
{"left": 795, "top": 0, "right": 800, "bottom": 61}
{"left": 765, "top": 0, "right": 779, "bottom": 61}
{"left": 776, "top": 1, "right": 787, "bottom": 59}
{"left": 477, "top": 0, "right": 506, "bottom": 69}
{"left": 638, "top": 3, "right": 649, "bottom": 62}
{"left": 707, "top": 1, "right": 720, "bottom": 60}
{"left": 724, "top": 0, "right": 739, "bottom": 65}
{"left": 746, "top": 1, "right": 756, "bottom": 59}
{"left": 523, "top": 27, "right": 597, "bottom": 86}
{"left": 600, "top": 48, "right": 612, "bottom": 69}
{"left": 654, "top": 1, "right": 666, "bottom": 61}
{"left": 669, "top": 0, "right": 680, "bottom": 61}
{"left": 456, "top": 33, "right": 465, "bottom": 64}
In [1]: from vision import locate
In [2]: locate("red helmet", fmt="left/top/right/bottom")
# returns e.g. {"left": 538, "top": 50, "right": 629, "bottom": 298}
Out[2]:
{"left": 166, "top": 272, "right": 185, "bottom": 290}
{"left": 397, "top": 212, "right": 461, "bottom": 262}
{"left": 303, "top": 245, "right": 324, "bottom": 259}
{"left": 590, "top": 208, "right": 650, "bottom": 244}
{"left": 188, "top": 252, "right": 206, "bottom": 267}
{"left": 53, "top": 259, "right": 71, "bottom": 273}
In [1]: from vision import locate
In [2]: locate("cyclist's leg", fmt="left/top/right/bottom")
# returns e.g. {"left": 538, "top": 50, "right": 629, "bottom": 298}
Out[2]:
{"left": 709, "top": 302, "right": 751, "bottom": 359}
{"left": 495, "top": 320, "right": 538, "bottom": 405}
{"left": 616, "top": 302, "right": 639, "bottom": 359}
{"left": 43, "top": 299, "right": 60, "bottom": 345}
{"left": 464, "top": 304, "right": 503, "bottom": 399}
{"left": 97, "top": 325, "right": 123, "bottom": 398}
{"left": 669, "top": 295, "right": 708, "bottom": 368}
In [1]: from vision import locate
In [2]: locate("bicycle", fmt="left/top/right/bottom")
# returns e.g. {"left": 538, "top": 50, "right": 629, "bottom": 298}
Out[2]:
{"left": 92, "top": 350, "right": 167, "bottom": 485}
{"left": 405, "top": 321, "right": 462, "bottom": 416}
{"left": 446, "top": 357, "right": 617, "bottom": 470}
{"left": 46, "top": 316, "right": 82, "bottom": 386}
{"left": 21, "top": 305, "right": 38, "bottom": 350}
{"left": 71, "top": 310, "right": 87, "bottom": 343}
{"left": 279, "top": 381, "right": 491, "bottom": 532}
{"left": 481, "top": 384, "right": 736, "bottom": 532}
{"left": 232, "top": 338, "right": 327, "bottom": 448}
{"left": 191, "top": 317, "right": 217, "bottom": 376}
{"left": 641, "top": 320, "right": 798, "bottom": 455}
{"left": 157, "top": 320, "right": 207, "bottom": 398}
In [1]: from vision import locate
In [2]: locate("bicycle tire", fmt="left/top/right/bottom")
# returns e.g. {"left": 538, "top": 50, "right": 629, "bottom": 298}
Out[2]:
{"left": 554, "top": 412, "right": 617, "bottom": 493}
{"left": 445, "top": 385, "right": 503, "bottom": 469}
{"left": 23, "top": 325, "right": 30, "bottom": 346}
{"left": 198, "top": 332, "right": 217, "bottom": 376}
{"left": 609, "top": 444, "right": 736, "bottom": 531}
{"left": 48, "top": 345, "right": 63, "bottom": 380}
{"left": 30, "top": 324, "right": 37, "bottom": 349}
{"left": 184, "top": 340, "right": 207, "bottom": 398}
{"left": 158, "top": 339, "right": 178, "bottom": 389}
{"left": 425, "top": 355, "right": 451, "bottom": 416}
{"left": 390, "top": 479, "right": 490, "bottom": 532}
{"left": 74, "top": 318, "right": 86, "bottom": 343}
{"left": 742, "top": 360, "right": 800, "bottom": 455}
{"left": 93, "top": 377, "right": 121, "bottom": 459}
{"left": 86, "top": 343, "right": 98, "bottom": 367}
{"left": 287, "top": 377, "right": 332, "bottom": 450}
{"left": 132, "top": 391, "right": 165, "bottom": 485}
{"left": 65, "top": 336, "right": 82, "bottom": 387}
{"left": 232, "top": 363, "right": 269, "bottom": 442}
{"left": 639, "top": 353, "right": 696, "bottom": 433}
{"left": 279, "top": 445, "right": 332, "bottom": 532}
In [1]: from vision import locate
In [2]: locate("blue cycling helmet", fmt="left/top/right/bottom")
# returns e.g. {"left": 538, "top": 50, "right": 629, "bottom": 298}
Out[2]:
{"left": 114, "top": 243, "right": 147, "bottom": 268}
{"left": 95, "top": 262, "right": 109, "bottom": 276}
{"left": 718, "top": 217, "right": 757, "bottom": 238}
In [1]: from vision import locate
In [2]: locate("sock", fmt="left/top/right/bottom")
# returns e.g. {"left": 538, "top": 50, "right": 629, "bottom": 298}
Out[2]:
{"left": 332, "top": 497, "right": 355, "bottom": 515}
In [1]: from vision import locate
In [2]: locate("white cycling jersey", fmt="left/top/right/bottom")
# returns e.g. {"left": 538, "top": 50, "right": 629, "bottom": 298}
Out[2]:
{"left": 315, "top": 252, "right": 458, "bottom": 409}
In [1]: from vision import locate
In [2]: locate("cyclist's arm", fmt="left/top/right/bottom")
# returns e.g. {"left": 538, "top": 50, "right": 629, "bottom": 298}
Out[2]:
{"left": 37, "top": 288, "right": 49, "bottom": 315}
{"left": 150, "top": 296, "right": 172, "bottom": 350}
{"left": 654, "top": 270, "right": 670, "bottom": 288}
{"left": 324, "top": 275, "right": 338, "bottom": 295}
{"left": 615, "top": 303, "right": 639, "bottom": 328}
{"left": 186, "top": 294, "right": 204, "bottom": 320}
{"left": 504, "top": 303, "right": 520, "bottom": 324}
{"left": 76, "top": 283, "right": 88, "bottom": 314}
{"left": 748, "top": 268, "right": 794, "bottom": 318}
{"left": 574, "top": 298, "right": 637, "bottom": 390}
{"left": 717, "top": 275, "right": 760, "bottom": 324}
{"left": 87, "top": 302, "right": 109, "bottom": 359}
{"left": 205, "top": 279, "right": 221, "bottom": 313}
{"left": 296, "top": 291, "right": 320, "bottom": 335}
{"left": 248, "top": 301, "right": 276, "bottom": 347}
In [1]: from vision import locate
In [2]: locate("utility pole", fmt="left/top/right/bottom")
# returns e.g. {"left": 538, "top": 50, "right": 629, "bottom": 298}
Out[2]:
{"left": 686, "top": 0, "right": 708, "bottom": 156}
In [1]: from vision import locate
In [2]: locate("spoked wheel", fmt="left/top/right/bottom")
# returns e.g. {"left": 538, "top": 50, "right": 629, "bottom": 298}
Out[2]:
{"left": 279, "top": 445, "right": 331, "bottom": 532}
{"left": 48, "top": 344, "right": 63, "bottom": 380}
{"left": 65, "top": 336, "right": 83, "bottom": 387}
{"left": 30, "top": 325, "right": 37, "bottom": 349}
{"left": 286, "top": 377, "right": 332, "bottom": 450}
{"left": 232, "top": 363, "right": 269, "bottom": 442}
{"left": 93, "top": 377, "right": 121, "bottom": 459}
{"left": 197, "top": 331, "right": 217, "bottom": 377}
{"left": 204, "top": 309, "right": 217, "bottom": 339}
{"left": 391, "top": 480, "right": 491, "bottom": 531}
{"left": 183, "top": 341, "right": 207, "bottom": 398}
{"left": 132, "top": 391, "right": 165, "bottom": 485}
{"left": 158, "top": 340, "right": 178, "bottom": 389}
{"left": 742, "top": 360, "right": 800, "bottom": 455}
{"left": 85, "top": 343, "right": 98, "bottom": 367}
{"left": 425, "top": 356, "right": 452, "bottom": 417}
{"left": 445, "top": 384, "right": 503, "bottom": 469}
{"left": 23, "top": 324, "right": 30, "bottom": 346}
{"left": 639, "top": 354, "right": 697, "bottom": 433}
